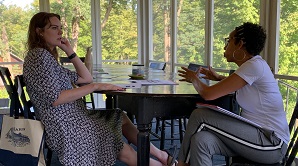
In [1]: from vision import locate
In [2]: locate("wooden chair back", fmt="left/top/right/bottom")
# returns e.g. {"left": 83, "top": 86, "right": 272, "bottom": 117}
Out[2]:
{"left": 0, "top": 66, "right": 23, "bottom": 118}
{"left": 0, "top": 66, "right": 15, "bottom": 100}
{"left": 14, "top": 75, "right": 35, "bottom": 120}
{"left": 284, "top": 97, "right": 298, "bottom": 165}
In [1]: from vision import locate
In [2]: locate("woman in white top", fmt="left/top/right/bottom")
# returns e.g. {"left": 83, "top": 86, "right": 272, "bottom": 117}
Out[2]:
{"left": 177, "top": 22, "right": 289, "bottom": 166}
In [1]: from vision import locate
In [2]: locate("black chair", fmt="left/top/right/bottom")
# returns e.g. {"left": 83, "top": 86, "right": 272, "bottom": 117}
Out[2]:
{"left": 14, "top": 75, "right": 36, "bottom": 120}
{"left": 0, "top": 67, "right": 14, "bottom": 100}
{"left": 152, "top": 63, "right": 223, "bottom": 149}
{"left": 14, "top": 75, "right": 53, "bottom": 166}
{"left": 148, "top": 62, "right": 186, "bottom": 149}
{"left": 229, "top": 97, "right": 298, "bottom": 166}
{"left": 59, "top": 56, "right": 95, "bottom": 109}
{"left": 0, "top": 66, "right": 24, "bottom": 118}
{"left": 151, "top": 116, "right": 185, "bottom": 149}
{"left": 0, "top": 68, "right": 52, "bottom": 165}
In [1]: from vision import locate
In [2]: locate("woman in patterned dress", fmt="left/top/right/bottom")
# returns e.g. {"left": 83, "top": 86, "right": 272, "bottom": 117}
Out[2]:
{"left": 24, "top": 12, "right": 176, "bottom": 166}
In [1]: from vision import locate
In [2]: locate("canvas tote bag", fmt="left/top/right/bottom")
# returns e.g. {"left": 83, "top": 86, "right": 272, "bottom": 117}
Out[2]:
{"left": 0, "top": 115, "right": 45, "bottom": 166}
{"left": 0, "top": 76, "right": 46, "bottom": 166}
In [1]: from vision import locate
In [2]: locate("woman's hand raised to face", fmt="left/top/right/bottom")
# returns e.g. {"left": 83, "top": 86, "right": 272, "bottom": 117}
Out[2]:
{"left": 57, "top": 37, "right": 74, "bottom": 56}
{"left": 95, "top": 83, "right": 126, "bottom": 91}
{"left": 178, "top": 66, "right": 199, "bottom": 83}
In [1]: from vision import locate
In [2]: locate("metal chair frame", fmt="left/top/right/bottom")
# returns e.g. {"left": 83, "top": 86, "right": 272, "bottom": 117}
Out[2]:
{"left": 149, "top": 62, "right": 186, "bottom": 149}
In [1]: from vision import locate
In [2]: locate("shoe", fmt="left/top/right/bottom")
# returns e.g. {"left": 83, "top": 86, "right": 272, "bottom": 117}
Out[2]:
{"left": 165, "top": 145, "right": 179, "bottom": 166}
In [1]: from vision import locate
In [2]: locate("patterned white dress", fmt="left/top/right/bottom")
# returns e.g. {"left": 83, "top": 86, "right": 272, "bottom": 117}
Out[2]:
{"left": 23, "top": 48, "right": 123, "bottom": 166}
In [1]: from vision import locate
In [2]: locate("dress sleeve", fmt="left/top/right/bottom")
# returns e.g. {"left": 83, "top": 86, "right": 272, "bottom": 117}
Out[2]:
{"left": 63, "top": 66, "right": 79, "bottom": 84}
{"left": 24, "top": 48, "right": 78, "bottom": 106}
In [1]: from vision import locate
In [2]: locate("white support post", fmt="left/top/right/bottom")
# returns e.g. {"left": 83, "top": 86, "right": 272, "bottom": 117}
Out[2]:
{"left": 170, "top": 0, "right": 177, "bottom": 73}
{"left": 91, "top": 0, "right": 103, "bottom": 108}
{"left": 138, "top": 0, "right": 153, "bottom": 67}
{"left": 205, "top": 0, "right": 214, "bottom": 66}
{"left": 260, "top": 0, "right": 281, "bottom": 74}
{"left": 91, "top": 0, "right": 102, "bottom": 67}
{"left": 39, "top": 0, "right": 50, "bottom": 12}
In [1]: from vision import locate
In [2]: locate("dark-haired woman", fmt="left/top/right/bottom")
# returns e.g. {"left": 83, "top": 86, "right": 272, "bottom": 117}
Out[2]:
{"left": 24, "top": 12, "right": 175, "bottom": 166}
{"left": 177, "top": 22, "right": 289, "bottom": 166}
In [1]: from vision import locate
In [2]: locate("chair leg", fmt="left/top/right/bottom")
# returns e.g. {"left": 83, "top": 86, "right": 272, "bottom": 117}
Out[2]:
{"left": 46, "top": 148, "right": 52, "bottom": 166}
{"left": 225, "top": 156, "right": 230, "bottom": 166}
{"left": 155, "top": 118, "right": 160, "bottom": 134}
{"left": 183, "top": 117, "right": 188, "bottom": 129}
{"left": 82, "top": 96, "right": 86, "bottom": 104}
{"left": 155, "top": 118, "right": 186, "bottom": 149}
{"left": 171, "top": 119, "right": 175, "bottom": 145}
{"left": 160, "top": 120, "right": 166, "bottom": 150}
{"left": 179, "top": 118, "right": 184, "bottom": 143}
{"left": 90, "top": 93, "right": 95, "bottom": 109}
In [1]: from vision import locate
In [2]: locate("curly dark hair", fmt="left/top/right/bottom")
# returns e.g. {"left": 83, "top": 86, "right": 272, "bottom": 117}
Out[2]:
{"left": 234, "top": 22, "right": 266, "bottom": 56}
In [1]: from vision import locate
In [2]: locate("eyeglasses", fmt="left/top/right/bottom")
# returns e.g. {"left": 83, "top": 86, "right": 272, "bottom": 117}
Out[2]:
{"left": 224, "top": 37, "right": 242, "bottom": 46}
{"left": 224, "top": 37, "right": 230, "bottom": 46}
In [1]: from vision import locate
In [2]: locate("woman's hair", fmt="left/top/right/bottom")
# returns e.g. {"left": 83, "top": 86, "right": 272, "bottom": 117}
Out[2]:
{"left": 27, "top": 12, "right": 61, "bottom": 60}
{"left": 234, "top": 22, "right": 266, "bottom": 56}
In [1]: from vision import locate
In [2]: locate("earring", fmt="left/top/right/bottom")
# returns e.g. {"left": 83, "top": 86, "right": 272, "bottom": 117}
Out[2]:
{"left": 232, "top": 49, "right": 246, "bottom": 61}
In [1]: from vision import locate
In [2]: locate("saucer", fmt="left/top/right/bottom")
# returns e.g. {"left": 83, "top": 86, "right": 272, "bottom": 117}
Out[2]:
{"left": 128, "top": 74, "right": 145, "bottom": 80}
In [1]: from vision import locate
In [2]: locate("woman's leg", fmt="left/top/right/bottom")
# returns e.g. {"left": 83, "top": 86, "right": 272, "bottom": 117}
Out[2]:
{"left": 121, "top": 112, "right": 170, "bottom": 165}
{"left": 118, "top": 142, "right": 165, "bottom": 166}
{"left": 189, "top": 131, "right": 234, "bottom": 165}
{"left": 178, "top": 108, "right": 286, "bottom": 165}
{"left": 118, "top": 143, "right": 137, "bottom": 166}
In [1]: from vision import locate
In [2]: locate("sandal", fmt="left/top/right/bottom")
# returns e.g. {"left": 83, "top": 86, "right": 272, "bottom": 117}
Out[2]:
{"left": 165, "top": 145, "right": 179, "bottom": 166}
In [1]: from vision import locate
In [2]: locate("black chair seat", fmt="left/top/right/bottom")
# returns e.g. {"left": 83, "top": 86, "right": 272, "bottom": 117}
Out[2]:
{"left": 231, "top": 156, "right": 283, "bottom": 166}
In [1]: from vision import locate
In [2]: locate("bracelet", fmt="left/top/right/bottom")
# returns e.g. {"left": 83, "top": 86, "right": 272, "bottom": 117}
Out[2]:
{"left": 68, "top": 53, "right": 77, "bottom": 60}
